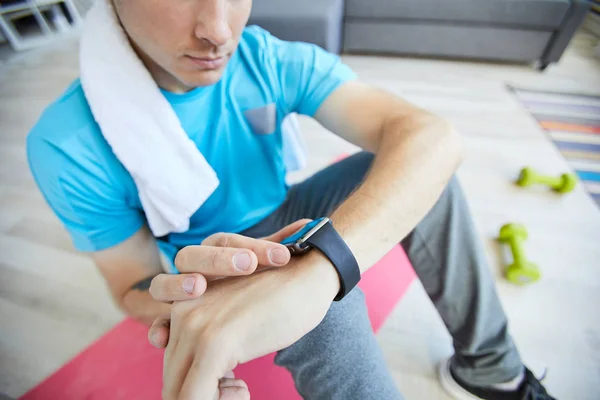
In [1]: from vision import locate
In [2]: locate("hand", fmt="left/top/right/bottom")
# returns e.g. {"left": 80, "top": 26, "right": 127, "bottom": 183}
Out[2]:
{"left": 161, "top": 252, "right": 340, "bottom": 400}
{"left": 148, "top": 220, "right": 311, "bottom": 348}
{"left": 149, "top": 221, "right": 313, "bottom": 400}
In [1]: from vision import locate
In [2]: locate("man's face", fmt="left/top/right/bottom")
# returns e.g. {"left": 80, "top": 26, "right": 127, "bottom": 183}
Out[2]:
{"left": 114, "top": 0, "right": 252, "bottom": 92}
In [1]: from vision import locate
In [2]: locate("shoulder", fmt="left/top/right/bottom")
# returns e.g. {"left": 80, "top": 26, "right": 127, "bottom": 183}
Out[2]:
{"left": 235, "top": 26, "right": 333, "bottom": 93}
{"left": 238, "top": 25, "right": 349, "bottom": 81}
{"left": 239, "top": 25, "right": 272, "bottom": 48}
{"left": 26, "top": 80, "right": 142, "bottom": 252}
{"left": 235, "top": 26, "right": 355, "bottom": 115}
{"left": 26, "top": 79, "right": 130, "bottom": 203}
{"left": 27, "top": 78, "right": 100, "bottom": 150}
{"left": 239, "top": 25, "right": 317, "bottom": 63}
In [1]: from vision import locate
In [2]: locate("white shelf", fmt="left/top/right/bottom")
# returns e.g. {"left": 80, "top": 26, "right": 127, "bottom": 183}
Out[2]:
{"left": 0, "top": 0, "right": 82, "bottom": 51}
{"left": 0, "top": 0, "right": 64, "bottom": 14}
{"left": 6, "top": 3, "right": 58, "bottom": 19}
{"left": 0, "top": 0, "right": 81, "bottom": 51}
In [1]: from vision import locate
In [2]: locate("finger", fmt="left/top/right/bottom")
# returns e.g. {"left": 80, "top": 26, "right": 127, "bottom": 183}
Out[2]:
{"left": 148, "top": 315, "right": 170, "bottom": 348}
{"left": 219, "top": 379, "right": 250, "bottom": 400}
{"left": 223, "top": 371, "right": 235, "bottom": 379}
{"left": 202, "top": 233, "right": 291, "bottom": 268}
{"left": 178, "top": 350, "right": 225, "bottom": 400}
{"left": 149, "top": 273, "right": 207, "bottom": 302}
{"left": 162, "top": 335, "right": 197, "bottom": 400}
{"left": 175, "top": 246, "right": 259, "bottom": 277}
{"left": 264, "top": 219, "right": 312, "bottom": 243}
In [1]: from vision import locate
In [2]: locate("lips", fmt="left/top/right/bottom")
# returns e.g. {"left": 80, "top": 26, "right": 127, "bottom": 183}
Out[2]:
{"left": 185, "top": 54, "right": 228, "bottom": 70}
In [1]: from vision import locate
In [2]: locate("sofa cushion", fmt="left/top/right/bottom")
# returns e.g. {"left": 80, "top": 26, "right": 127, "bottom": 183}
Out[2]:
{"left": 345, "top": 0, "right": 571, "bottom": 30}
{"left": 343, "top": 21, "right": 553, "bottom": 62}
{"left": 248, "top": 0, "right": 345, "bottom": 53}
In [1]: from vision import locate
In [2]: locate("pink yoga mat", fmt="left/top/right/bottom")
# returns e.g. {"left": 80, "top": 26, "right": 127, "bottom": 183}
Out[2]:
{"left": 21, "top": 245, "right": 415, "bottom": 400}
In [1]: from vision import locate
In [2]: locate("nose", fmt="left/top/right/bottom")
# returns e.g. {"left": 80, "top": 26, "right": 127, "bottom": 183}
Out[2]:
{"left": 194, "top": 0, "right": 233, "bottom": 47}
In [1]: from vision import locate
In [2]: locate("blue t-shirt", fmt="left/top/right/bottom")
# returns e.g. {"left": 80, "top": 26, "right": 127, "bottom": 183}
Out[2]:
{"left": 26, "top": 26, "right": 356, "bottom": 262}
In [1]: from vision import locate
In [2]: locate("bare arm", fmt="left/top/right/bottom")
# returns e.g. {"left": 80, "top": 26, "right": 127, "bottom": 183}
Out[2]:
{"left": 148, "top": 80, "right": 465, "bottom": 398}
{"left": 91, "top": 225, "right": 172, "bottom": 325}
{"left": 93, "top": 222, "right": 303, "bottom": 327}
{"left": 314, "top": 80, "right": 464, "bottom": 273}
{"left": 149, "top": 80, "right": 464, "bottom": 306}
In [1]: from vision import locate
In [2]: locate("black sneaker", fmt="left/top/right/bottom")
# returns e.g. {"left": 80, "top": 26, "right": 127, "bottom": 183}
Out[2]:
{"left": 438, "top": 357, "right": 556, "bottom": 400}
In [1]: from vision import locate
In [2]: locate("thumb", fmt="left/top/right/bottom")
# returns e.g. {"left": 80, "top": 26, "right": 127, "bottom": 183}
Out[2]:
{"left": 264, "top": 219, "right": 312, "bottom": 243}
{"left": 148, "top": 314, "right": 170, "bottom": 348}
{"left": 218, "top": 378, "right": 250, "bottom": 400}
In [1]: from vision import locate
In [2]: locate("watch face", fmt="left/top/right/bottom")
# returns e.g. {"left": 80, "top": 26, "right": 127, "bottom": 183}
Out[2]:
{"left": 280, "top": 217, "right": 329, "bottom": 246}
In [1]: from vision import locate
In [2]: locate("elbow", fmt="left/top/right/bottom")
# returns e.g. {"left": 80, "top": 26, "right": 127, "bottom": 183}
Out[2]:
{"left": 427, "top": 114, "right": 464, "bottom": 172}
{"left": 384, "top": 110, "right": 465, "bottom": 172}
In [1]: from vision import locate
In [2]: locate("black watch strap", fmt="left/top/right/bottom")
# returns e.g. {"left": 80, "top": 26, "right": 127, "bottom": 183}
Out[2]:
{"left": 305, "top": 221, "right": 361, "bottom": 301}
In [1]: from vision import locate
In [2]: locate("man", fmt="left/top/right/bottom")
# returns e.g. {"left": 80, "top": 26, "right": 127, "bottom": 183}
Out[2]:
{"left": 26, "top": 0, "right": 554, "bottom": 399}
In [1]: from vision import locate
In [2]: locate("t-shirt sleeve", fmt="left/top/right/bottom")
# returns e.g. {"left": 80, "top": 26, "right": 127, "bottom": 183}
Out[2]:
{"left": 26, "top": 135, "right": 145, "bottom": 252}
{"left": 261, "top": 29, "right": 357, "bottom": 117}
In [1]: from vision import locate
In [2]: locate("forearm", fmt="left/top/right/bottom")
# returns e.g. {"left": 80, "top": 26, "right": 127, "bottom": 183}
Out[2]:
{"left": 332, "top": 113, "right": 463, "bottom": 273}
{"left": 92, "top": 225, "right": 172, "bottom": 325}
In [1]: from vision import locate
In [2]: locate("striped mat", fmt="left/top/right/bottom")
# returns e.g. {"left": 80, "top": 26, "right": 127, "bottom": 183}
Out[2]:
{"left": 511, "top": 88, "right": 600, "bottom": 208}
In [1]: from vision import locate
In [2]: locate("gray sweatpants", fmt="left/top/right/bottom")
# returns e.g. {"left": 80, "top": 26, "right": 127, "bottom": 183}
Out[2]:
{"left": 240, "top": 151, "right": 523, "bottom": 399}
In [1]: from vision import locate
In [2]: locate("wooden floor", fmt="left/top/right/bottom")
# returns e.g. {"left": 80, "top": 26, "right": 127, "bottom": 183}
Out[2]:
{"left": 1, "top": 30, "right": 599, "bottom": 399}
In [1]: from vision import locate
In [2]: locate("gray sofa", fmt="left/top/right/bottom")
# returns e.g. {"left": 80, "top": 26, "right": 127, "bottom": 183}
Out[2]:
{"left": 249, "top": 0, "right": 345, "bottom": 54}
{"left": 249, "top": 0, "right": 592, "bottom": 70}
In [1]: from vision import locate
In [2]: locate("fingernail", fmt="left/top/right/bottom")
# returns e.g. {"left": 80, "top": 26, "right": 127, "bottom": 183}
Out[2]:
{"left": 219, "top": 379, "right": 247, "bottom": 389}
{"left": 269, "top": 248, "right": 288, "bottom": 265}
{"left": 224, "top": 371, "right": 235, "bottom": 379}
{"left": 233, "top": 252, "right": 252, "bottom": 271}
{"left": 150, "top": 331, "right": 160, "bottom": 346}
{"left": 183, "top": 276, "right": 195, "bottom": 294}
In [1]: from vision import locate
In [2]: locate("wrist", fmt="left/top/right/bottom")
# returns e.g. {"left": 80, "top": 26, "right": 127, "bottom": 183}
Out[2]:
{"left": 295, "top": 251, "right": 342, "bottom": 301}
{"left": 280, "top": 217, "right": 361, "bottom": 301}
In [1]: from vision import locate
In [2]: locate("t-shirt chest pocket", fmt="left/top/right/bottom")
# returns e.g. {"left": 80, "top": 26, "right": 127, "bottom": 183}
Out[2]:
{"left": 243, "top": 103, "right": 277, "bottom": 135}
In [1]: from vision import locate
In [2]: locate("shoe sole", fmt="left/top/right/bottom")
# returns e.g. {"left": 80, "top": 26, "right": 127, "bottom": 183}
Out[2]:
{"left": 438, "top": 358, "right": 485, "bottom": 400}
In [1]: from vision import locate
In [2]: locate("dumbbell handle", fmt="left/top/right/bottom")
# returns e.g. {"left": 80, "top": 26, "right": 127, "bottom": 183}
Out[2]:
{"left": 506, "top": 237, "right": 528, "bottom": 266}
{"left": 531, "top": 174, "right": 564, "bottom": 189}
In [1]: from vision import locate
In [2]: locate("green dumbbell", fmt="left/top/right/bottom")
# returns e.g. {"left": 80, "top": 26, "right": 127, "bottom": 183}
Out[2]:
{"left": 516, "top": 167, "right": 577, "bottom": 194}
{"left": 498, "top": 224, "right": 541, "bottom": 285}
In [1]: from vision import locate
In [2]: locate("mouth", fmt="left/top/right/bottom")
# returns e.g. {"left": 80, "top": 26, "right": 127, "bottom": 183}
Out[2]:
{"left": 184, "top": 54, "right": 228, "bottom": 70}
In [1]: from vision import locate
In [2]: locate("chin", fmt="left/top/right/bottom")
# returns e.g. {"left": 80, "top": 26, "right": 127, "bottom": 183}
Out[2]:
{"left": 178, "top": 68, "right": 226, "bottom": 88}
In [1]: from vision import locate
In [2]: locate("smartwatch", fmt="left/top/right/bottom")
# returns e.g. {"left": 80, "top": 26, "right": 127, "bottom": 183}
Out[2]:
{"left": 280, "top": 217, "right": 361, "bottom": 301}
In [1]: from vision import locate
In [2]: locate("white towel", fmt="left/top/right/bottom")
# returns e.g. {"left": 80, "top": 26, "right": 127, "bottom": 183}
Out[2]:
{"left": 79, "top": 0, "right": 306, "bottom": 238}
